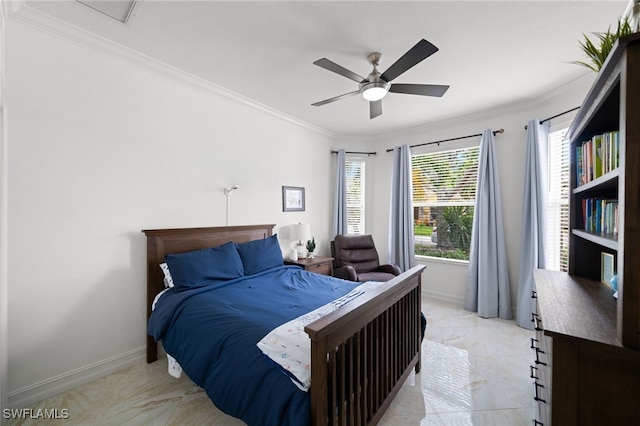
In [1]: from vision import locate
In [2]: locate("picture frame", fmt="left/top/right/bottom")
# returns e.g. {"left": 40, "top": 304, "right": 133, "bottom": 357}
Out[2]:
{"left": 601, "top": 252, "right": 615, "bottom": 285}
{"left": 282, "top": 186, "right": 305, "bottom": 212}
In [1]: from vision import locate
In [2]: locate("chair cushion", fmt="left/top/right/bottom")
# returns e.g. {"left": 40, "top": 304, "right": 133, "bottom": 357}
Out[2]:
{"left": 333, "top": 235, "right": 380, "bottom": 273}
{"left": 357, "top": 271, "right": 398, "bottom": 282}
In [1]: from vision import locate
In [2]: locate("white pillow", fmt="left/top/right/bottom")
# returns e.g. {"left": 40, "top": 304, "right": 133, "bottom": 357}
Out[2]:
{"left": 159, "top": 262, "right": 174, "bottom": 288}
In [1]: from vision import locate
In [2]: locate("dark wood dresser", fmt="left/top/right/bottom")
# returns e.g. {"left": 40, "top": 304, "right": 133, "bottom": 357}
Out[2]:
{"left": 532, "top": 270, "right": 640, "bottom": 425}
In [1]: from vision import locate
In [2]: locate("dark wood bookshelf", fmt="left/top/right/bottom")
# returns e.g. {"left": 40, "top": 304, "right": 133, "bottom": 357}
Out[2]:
{"left": 532, "top": 32, "right": 640, "bottom": 425}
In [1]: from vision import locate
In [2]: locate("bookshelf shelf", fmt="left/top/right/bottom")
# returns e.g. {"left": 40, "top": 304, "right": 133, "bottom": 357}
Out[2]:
{"left": 573, "top": 168, "right": 619, "bottom": 194}
{"left": 571, "top": 229, "right": 618, "bottom": 251}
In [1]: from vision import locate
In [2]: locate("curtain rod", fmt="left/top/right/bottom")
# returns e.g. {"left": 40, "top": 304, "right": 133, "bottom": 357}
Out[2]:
{"left": 331, "top": 150, "right": 377, "bottom": 156}
{"left": 385, "top": 128, "right": 504, "bottom": 153}
{"left": 524, "top": 106, "right": 580, "bottom": 130}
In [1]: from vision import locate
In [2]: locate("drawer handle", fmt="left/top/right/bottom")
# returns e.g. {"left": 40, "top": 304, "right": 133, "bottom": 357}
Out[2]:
{"left": 531, "top": 290, "right": 537, "bottom": 299}
{"left": 531, "top": 313, "right": 543, "bottom": 331}
{"left": 534, "top": 347, "right": 547, "bottom": 366}
{"left": 533, "top": 420, "right": 544, "bottom": 426}
{"left": 530, "top": 337, "right": 539, "bottom": 349}
{"left": 533, "top": 382, "right": 546, "bottom": 404}
{"left": 529, "top": 365, "right": 539, "bottom": 379}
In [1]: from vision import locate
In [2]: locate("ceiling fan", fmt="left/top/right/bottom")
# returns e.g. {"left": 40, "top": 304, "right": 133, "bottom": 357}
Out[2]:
{"left": 312, "top": 39, "right": 449, "bottom": 119}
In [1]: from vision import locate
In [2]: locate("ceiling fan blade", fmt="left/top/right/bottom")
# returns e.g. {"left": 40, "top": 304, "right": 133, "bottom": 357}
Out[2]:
{"left": 312, "top": 90, "right": 360, "bottom": 106}
{"left": 370, "top": 100, "right": 382, "bottom": 119}
{"left": 380, "top": 39, "right": 439, "bottom": 82}
{"left": 389, "top": 84, "right": 449, "bottom": 97}
{"left": 313, "top": 58, "right": 366, "bottom": 83}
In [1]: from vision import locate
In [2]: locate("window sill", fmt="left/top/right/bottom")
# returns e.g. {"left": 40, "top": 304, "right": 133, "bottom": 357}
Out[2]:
{"left": 415, "top": 255, "right": 469, "bottom": 266}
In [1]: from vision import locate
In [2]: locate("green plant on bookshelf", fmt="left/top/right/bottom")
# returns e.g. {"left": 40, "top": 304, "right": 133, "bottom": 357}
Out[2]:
{"left": 572, "top": 16, "right": 636, "bottom": 72}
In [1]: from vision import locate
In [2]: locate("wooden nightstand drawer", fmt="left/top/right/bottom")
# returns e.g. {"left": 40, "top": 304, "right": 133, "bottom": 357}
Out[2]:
{"left": 306, "top": 262, "right": 331, "bottom": 276}
{"left": 284, "top": 256, "right": 334, "bottom": 276}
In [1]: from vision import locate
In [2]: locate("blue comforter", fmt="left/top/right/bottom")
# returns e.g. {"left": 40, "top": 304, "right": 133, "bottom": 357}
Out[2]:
{"left": 148, "top": 265, "right": 362, "bottom": 426}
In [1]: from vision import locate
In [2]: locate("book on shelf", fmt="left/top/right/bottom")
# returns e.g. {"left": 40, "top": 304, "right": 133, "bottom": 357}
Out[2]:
{"left": 576, "top": 145, "right": 583, "bottom": 186}
{"left": 582, "top": 197, "right": 618, "bottom": 237}
{"left": 575, "top": 130, "right": 619, "bottom": 186}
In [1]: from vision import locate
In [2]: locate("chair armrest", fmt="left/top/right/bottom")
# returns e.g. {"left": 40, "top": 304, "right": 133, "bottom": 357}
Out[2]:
{"left": 333, "top": 265, "right": 358, "bottom": 281}
{"left": 377, "top": 264, "right": 402, "bottom": 276}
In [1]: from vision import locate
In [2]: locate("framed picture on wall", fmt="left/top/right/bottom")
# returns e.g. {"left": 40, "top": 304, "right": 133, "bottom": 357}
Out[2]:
{"left": 282, "top": 186, "right": 305, "bottom": 212}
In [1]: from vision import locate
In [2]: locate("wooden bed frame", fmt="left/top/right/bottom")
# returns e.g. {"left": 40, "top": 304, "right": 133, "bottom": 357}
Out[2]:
{"left": 143, "top": 224, "right": 425, "bottom": 426}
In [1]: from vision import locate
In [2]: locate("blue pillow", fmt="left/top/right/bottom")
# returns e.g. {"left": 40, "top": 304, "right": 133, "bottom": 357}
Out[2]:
{"left": 165, "top": 241, "right": 244, "bottom": 289}
{"left": 236, "top": 234, "right": 284, "bottom": 275}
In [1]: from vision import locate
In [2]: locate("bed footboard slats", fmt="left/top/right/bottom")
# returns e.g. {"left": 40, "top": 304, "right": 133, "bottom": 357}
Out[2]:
{"left": 306, "top": 265, "right": 425, "bottom": 426}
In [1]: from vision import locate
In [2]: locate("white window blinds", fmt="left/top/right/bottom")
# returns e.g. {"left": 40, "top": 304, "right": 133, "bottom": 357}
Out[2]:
{"left": 412, "top": 147, "right": 480, "bottom": 208}
{"left": 346, "top": 159, "right": 365, "bottom": 235}
{"left": 546, "top": 127, "right": 570, "bottom": 272}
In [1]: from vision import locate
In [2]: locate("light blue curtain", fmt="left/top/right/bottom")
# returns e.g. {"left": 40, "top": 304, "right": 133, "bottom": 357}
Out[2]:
{"left": 332, "top": 149, "right": 348, "bottom": 237}
{"left": 516, "top": 120, "right": 549, "bottom": 329}
{"left": 465, "top": 130, "right": 512, "bottom": 319}
{"left": 388, "top": 145, "right": 416, "bottom": 272}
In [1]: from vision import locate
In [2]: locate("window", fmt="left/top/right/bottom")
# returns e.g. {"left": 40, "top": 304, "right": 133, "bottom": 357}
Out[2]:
{"left": 412, "top": 146, "right": 480, "bottom": 261}
{"left": 546, "top": 127, "right": 570, "bottom": 272}
{"left": 346, "top": 159, "right": 365, "bottom": 235}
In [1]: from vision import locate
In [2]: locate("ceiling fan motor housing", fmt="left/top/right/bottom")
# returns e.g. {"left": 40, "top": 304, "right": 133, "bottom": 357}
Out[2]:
{"left": 360, "top": 52, "right": 389, "bottom": 101}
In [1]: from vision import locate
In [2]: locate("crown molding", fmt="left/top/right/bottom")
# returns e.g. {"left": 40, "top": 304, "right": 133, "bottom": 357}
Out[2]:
{"left": 6, "top": 2, "right": 335, "bottom": 139}
{"left": 3, "top": 1, "right": 25, "bottom": 18}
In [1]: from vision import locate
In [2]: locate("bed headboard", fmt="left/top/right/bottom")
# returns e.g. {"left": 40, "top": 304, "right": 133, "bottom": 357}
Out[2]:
{"left": 142, "top": 224, "right": 275, "bottom": 362}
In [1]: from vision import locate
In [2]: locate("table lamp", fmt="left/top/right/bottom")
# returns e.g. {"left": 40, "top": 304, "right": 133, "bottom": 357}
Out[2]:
{"left": 290, "top": 223, "right": 311, "bottom": 258}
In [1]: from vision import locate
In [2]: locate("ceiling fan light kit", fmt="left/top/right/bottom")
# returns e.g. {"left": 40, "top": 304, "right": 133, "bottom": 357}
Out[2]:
{"left": 361, "top": 82, "right": 389, "bottom": 101}
{"left": 312, "top": 39, "right": 449, "bottom": 119}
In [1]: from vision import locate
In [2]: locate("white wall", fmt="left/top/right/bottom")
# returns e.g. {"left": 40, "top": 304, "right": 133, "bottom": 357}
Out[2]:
{"left": 368, "top": 77, "right": 593, "bottom": 307}
{"left": 5, "top": 19, "right": 336, "bottom": 406}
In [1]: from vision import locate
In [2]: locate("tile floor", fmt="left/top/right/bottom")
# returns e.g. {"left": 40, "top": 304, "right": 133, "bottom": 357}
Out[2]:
{"left": 9, "top": 298, "right": 536, "bottom": 425}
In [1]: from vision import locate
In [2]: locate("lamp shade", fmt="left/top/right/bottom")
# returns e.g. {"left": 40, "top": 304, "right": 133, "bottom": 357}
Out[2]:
{"left": 290, "top": 223, "right": 311, "bottom": 242}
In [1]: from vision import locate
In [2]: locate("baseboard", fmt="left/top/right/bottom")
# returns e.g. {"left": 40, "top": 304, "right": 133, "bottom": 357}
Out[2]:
{"left": 7, "top": 346, "right": 145, "bottom": 409}
{"left": 422, "top": 289, "right": 465, "bottom": 306}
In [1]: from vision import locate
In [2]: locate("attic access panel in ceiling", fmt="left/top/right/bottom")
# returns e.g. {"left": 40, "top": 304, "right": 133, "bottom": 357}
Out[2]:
{"left": 76, "top": 0, "right": 136, "bottom": 24}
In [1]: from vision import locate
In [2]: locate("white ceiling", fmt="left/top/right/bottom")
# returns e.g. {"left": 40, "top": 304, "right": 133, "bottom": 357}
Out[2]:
{"left": 26, "top": 0, "right": 629, "bottom": 137}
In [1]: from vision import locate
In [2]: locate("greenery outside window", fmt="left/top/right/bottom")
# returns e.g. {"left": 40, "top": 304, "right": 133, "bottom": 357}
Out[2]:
{"left": 346, "top": 159, "right": 365, "bottom": 235}
{"left": 412, "top": 146, "right": 479, "bottom": 261}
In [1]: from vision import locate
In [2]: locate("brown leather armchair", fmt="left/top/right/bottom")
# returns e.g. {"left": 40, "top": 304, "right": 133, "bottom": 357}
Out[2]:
{"left": 331, "top": 234, "right": 402, "bottom": 282}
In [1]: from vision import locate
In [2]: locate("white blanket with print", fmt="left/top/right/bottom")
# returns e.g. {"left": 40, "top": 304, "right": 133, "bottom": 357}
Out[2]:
{"left": 257, "top": 281, "right": 376, "bottom": 391}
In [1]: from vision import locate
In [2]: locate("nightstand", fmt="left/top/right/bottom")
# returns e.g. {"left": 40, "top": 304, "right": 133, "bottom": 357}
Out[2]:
{"left": 285, "top": 256, "right": 334, "bottom": 276}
